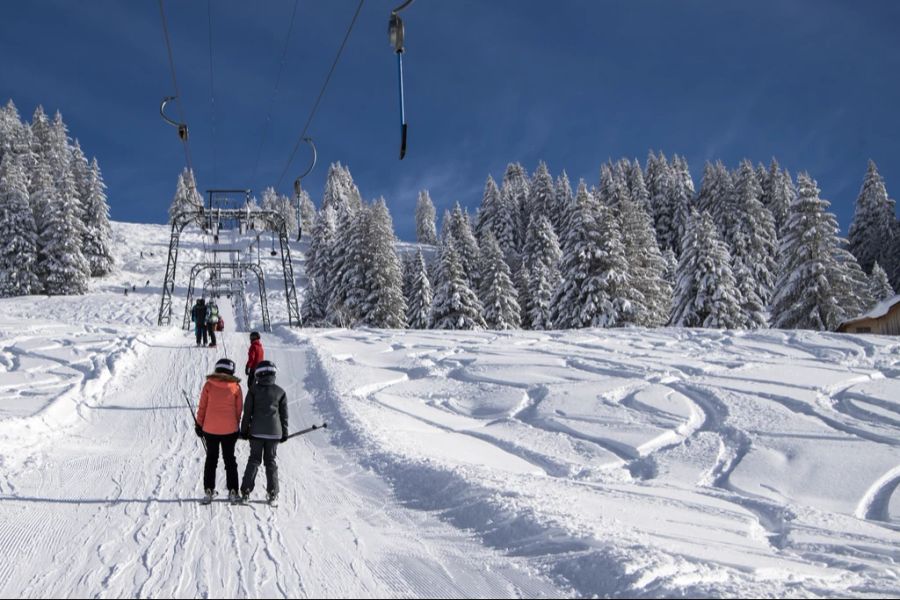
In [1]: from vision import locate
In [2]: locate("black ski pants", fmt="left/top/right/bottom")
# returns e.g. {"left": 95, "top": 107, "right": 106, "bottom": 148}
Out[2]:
{"left": 195, "top": 322, "right": 208, "bottom": 345}
{"left": 206, "top": 323, "right": 217, "bottom": 346}
{"left": 241, "top": 438, "right": 279, "bottom": 496}
{"left": 203, "top": 432, "right": 239, "bottom": 492}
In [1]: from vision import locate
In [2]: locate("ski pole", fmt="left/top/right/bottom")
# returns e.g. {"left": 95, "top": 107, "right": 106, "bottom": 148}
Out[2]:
{"left": 182, "top": 390, "right": 207, "bottom": 452}
{"left": 285, "top": 422, "right": 327, "bottom": 441}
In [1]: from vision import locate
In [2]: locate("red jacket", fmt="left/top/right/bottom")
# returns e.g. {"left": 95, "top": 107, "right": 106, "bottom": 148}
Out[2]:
{"left": 197, "top": 373, "right": 243, "bottom": 435}
{"left": 246, "top": 339, "right": 264, "bottom": 372}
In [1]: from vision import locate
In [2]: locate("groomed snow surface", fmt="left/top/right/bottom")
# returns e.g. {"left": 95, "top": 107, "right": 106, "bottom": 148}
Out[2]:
{"left": 0, "top": 222, "right": 899, "bottom": 598}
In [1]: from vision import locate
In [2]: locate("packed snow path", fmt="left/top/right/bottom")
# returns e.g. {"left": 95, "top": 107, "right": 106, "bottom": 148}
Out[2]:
{"left": 0, "top": 321, "right": 564, "bottom": 598}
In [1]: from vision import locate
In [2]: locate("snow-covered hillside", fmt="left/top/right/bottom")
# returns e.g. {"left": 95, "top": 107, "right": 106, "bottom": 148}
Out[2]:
{"left": 1, "top": 221, "right": 899, "bottom": 598}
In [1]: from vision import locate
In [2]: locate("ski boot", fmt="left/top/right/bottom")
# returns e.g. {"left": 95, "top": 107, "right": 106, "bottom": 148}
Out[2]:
{"left": 200, "top": 488, "right": 216, "bottom": 505}
{"left": 238, "top": 489, "right": 250, "bottom": 506}
{"left": 266, "top": 492, "right": 278, "bottom": 507}
{"left": 227, "top": 489, "right": 241, "bottom": 505}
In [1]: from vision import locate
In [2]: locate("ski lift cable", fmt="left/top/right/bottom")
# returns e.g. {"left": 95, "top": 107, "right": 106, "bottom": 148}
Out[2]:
{"left": 251, "top": 0, "right": 302, "bottom": 185}
{"left": 207, "top": 0, "right": 218, "bottom": 184}
{"left": 157, "top": 0, "right": 195, "bottom": 174}
{"left": 276, "top": 0, "right": 366, "bottom": 190}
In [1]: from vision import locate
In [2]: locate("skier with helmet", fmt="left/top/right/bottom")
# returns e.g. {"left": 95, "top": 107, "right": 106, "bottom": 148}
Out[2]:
{"left": 195, "top": 357, "right": 243, "bottom": 504}
{"left": 190, "top": 298, "right": 208, "bottom": 346}
{"left": 239, "top": 360, "right": 288, "bottom": 506}
{"left": 245, "top": 331, "right": 264, "bottom": 387}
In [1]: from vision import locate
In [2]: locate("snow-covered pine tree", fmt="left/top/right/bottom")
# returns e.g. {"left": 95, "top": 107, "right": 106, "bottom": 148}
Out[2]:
{"left": 341, "top": 164, "right": 363, "bottom": 213}
{"left": 448, "top": 203, "right": 480, "bottom": 288}
{"left": 731, "top": 159, "right": 778, "bottom": 306}
{"left": 552, "top": 180, "right": 632, "bottom": 328}
{"left": 848, "top": 160, "right": 896, "bottom": 275}
{"left": 591, "top": 200, "right": 634, "bottom": 327}
{"left": 406, "top": 249, "right": 433, "bottom": 329}
{"left": 478, "top": 231, "right": 521, "bottom": 329}
{"left": 328, "top": 205, "right": 369, "bottom": 326}
{"left": 302, "top": 205, "right": 337, "bottom": 323}
{"left": 645, "top": 151, "right": 675, "bottom": 254}
{"left": 298, "top": 186, "right": 316, "bottom": 235}
{"left": 891, "top": 221, "right": 900, "bottom": 291}
{"left": 695, "top": 162, "right": 719, "bottom": 217}
{"left": 0, "top": 153, "right": 40, "bottom": 296}
{"left": 430, "top": 238, "right": 485, "bottom": 330}
{"left": 755, "top": 162, "right": 770, "bottom": 207}
{"left": 626, "top": 158, "right": 652, "bottom": 215}
{"left": 868, "top": 262, "right": 895, "bottom": 305}
{"left": 29, "top": 106, "right": 52, "bottom": 182}
{"left": 766, "top": 162, "right": 795, "bottom": 236}
{"left": 81, "top": 158, "right": 114, "bottom": 276}
{"left": 673, "top": 154, "right": 695, "bottom": 197}
{"left": 731, "top": 234, "right": 767, "bottom": 329}
{"left": 706, "top": 161, "right": 736, "bottom": 241}
{"left": 48, "top": 111, "right": 74, "bottom": 188}
{"left": 833, "top": 245, "right": 874, "bottom": 319}
{"left": 359, "top": 199, "right": 407, "bottom": 329}
{"left": 528, "top": 261, "right": 556, "bottom": 330}
{"left": 415, "top": 190, "right": 439, "bottom": 245}
{"left": 8, "top": 102, "right": 35, "bottom": 178}
{"left": 599, "top": 162, "right": 630, "bottom": 212}
{"left": 261, "top": 187, "right": 298, "bottom": 238}
{"left": 0, "top": 102, "right": 13, "bottom": 162}
{"left": 168, "top": 168, "right": 202, "bottom": 224}
{"left": 617, "top": 190, "right": 671, "bottom": 326}
{"left": 770, "top": 173, "right": 846, "bottom": 331}
{"left": 553, "top": 170, "right": 573, "bottom": 236}
{"left": 521, "top": 214, "right": 560, "bottom": 329}
{"left": 70, "top": 140, "right": 90, "bottom": 214}
{"left": 528, "top": 161, "right": 556, "bottom": 224}
{"left": 321, "top": 162, "right": 362, "bottom": 216}
{"left": 670, "top": 210, "right": 743, "bottom": 328}
{"left": 501, "top": 163, "right": 530, "bottom": 252}
{"left": 662, "top": 247, "right": 678, "bottom": 288}
{"left": 440, "top": 208, "right": 452, "bottom": 242}
{"left": 33, "top": 159, "right": 90, "bottom": 295}
{"left": 668, "top": 155, "right": 695, "bottom": 256}
{"left": 474, "top": 175, "right": 516, "bottom": 262}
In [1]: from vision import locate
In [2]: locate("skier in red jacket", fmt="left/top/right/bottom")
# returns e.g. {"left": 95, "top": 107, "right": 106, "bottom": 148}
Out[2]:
{"left": 245, "top": 331, "right": 264, "bottom": 387}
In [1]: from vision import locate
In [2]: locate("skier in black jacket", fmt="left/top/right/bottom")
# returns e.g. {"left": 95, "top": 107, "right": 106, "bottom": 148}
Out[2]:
{"left": 190, "top": 298, "right": 208, "bottom": 346}
{"left": 239, "top": 360, "right": 288, "bottom": 505}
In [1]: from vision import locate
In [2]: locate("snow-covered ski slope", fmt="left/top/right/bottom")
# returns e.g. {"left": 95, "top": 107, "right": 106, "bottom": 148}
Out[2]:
{"left": 1, "top": 221, "right": 899, "bottom": 598}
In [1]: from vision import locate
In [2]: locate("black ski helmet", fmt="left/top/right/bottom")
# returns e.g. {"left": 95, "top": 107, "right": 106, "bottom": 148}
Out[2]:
{"left": 250, "top": 331, "right": 261, "bottom": 341}
{"left": 254, "top": 360, "right": 277, "bottom": 377}
{"left": 214, "top": 358, "right": 236, "bottom": 375}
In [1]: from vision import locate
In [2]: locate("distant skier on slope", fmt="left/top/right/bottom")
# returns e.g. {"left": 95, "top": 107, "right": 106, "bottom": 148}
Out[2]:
{"left": 206, "top": 300, "right": 219, "bottom": 348}
{"left": 239, "top": 360, "right": 287, "bottom": 506}
{"left": 195, "top": 358, "right": 243, "bottom": 505}
{"left": 191, "top": 298, "right": 208, "bottom": 347}
{"left": 245, "top": 331, "right": 264, "bottom": 387}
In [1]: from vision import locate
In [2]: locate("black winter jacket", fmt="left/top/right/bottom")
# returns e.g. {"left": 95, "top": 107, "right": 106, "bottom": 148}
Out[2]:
{"left": 190, "top": 302, "right": 205, "bottom": 324}
{"left": 240, "top": 373, "right": 288, "bottom": 438}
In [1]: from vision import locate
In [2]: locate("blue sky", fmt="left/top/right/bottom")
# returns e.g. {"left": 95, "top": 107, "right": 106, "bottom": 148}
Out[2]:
{"left": 2, "top": 0, "right": 899, "bottom": 240}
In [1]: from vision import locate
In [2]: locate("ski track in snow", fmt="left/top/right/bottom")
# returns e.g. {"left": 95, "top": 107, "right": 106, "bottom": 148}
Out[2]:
{"left": 1, "top": 222, "right": 900, "bottom": 597}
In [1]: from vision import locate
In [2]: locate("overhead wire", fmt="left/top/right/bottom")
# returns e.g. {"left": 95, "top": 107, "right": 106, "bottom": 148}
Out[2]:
{"left": 158, "top": 0, "right": 211, "bottom": 284}
{"left": 204, "top": 0, "right": 219, "bottom": 279}
{"left": 251, "top": 0, "right": 301, "bottom": 185}
{"left": 157, "top": 0, "right": 195, "bottom": 175}
{"left": 276, "top": 0, "right": 366, "bottom": 189}
{"left": 207, "top": 0, "right": 218, "bottom": 185}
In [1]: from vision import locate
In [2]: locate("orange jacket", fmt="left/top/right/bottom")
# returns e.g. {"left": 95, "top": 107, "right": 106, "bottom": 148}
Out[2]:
{"left": 196, "top": 373, "right": 243, "bottom": 435}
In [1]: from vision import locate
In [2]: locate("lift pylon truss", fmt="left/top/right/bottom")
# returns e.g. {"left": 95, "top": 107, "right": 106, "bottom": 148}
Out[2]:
{"left": 182, "top": 262, "right": 272, "bottom": 333}
{"left": 158, "top": 208, "right": 301, "bottom": 328}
